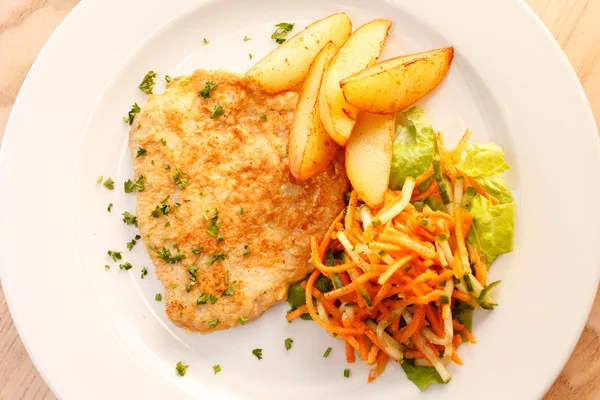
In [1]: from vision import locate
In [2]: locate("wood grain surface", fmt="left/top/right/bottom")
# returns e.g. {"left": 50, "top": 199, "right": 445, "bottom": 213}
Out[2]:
{"left": 0, "top": 1, "right": 599, "bottom": 399}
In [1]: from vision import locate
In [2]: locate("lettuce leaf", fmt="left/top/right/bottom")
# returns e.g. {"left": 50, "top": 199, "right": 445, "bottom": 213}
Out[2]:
{"left": 455, "top": 143, "right": 510, "bottom": 177}
{"left": 401, "top": 359, "right": 445, "bottom": 391}
{"left": 389, "top": 107, "right": 435, "bottom": 189}
{"left": 474, "top": 174, "right": 513, "bottom": 204}
{"left": 467, "top": 194, "right": 515, "bottom": 263}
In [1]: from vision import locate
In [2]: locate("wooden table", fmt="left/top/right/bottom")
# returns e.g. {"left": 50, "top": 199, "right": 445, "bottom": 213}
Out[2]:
{"left": 0, "top": 0, "right": 599, "bottom": 398}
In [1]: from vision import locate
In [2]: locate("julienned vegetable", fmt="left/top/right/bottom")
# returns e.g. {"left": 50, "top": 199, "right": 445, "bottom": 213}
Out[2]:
{"left": 287, "top": 112, "right": 514, "bottom": 390}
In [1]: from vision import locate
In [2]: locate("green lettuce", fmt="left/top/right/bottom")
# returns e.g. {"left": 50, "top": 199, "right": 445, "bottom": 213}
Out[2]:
{"left": 455, "top": 143, "right": 510, "bottom": 177}
{"left": 401, "top": 359, "right": 445, "bottom": 391}
{"left": 389, "top": 107, "right": 435, "bottom": 189}
{"left": 467, "top": 194, "right": 515, "bottom": 263}
{"left": 474, "top": 174, "right": 513, "bottom": 205}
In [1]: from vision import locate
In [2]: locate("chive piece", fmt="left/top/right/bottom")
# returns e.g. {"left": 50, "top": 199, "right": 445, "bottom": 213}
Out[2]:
{"left": 155, "top": 293, "right": 162, "bottom": 301}
{"left": 464, "top": 274, "right": 474, "bottom": 292}
{"left": 252, "top": 348, "right": 263, "bottom": 360}
{"left": 441, "top": 295, "right": 450, "bottom": 304}
{"left": 323, "top": 347, "right": 332, "bottom": 358}
{"left": 285, "top": 338, "right": 293, "bottom": 350}
{"left": 212, "top": 364, "right": 221, "bottom": 374}
{"left": 175, "top": 361, "right": 188, "bottom": 376}
{"left": 239, "top": 316, "right": 249, "bottom": 325}
{"left": 344, "top": 369, "right": 350, "bottom": 378}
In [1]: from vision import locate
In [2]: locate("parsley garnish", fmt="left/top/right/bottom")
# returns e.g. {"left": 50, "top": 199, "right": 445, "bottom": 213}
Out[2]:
{"left": 103, "top": 178, "right": 115, "bottom": 190}
{"left": 160, "top": 138, "right": 167, "bottom": 145}
{"left": 169, "top": 282, "right": 178, "bottom": 288}
{"left": 249, "top": 53, "right": 253, "bottom": 60}
{"left": 198, "top": 81, "right": 219, "bottom": 99}
{"left": 323, "top": 347, "right": 332, "bottom": 358}
{"left": 138, "top": 70, "right": 157, "bottom": 95}
{"left": 136, "top": 147, "right": 147, "bottom": 157}
{"left": 107, "top": 203, "right": 113, "bottom": 212}
{"left": 123, "top": 103, "right": 141, "bottom": 125}
{"left": 203, "top": 38, "right": 209, "bottom": 44}
{"left": 173, "top": 169, "right": 189, "bottom": 188}
{"left": 207, "top": 251, "right": 226, "bottom": 265}
{"left": 239, "top": 207, "right": 244, "bottom": 215}
{"left": 213, "top": 364, "right": 221, "bottom": 374}
{"left": 107, "top": 250, "right": 122, "bottom": 261}
{"left": 155, "top": 293, "right": 162, "bottom": 301}
{"left": 259, "top": 114, "right": 266, "bottom": 121}
{"left": 122, "top": 211, "right": 138, "bottom": 226}
{"left": 196, "top": 294, "right": 208, "bottom": 305}
{"left": 126, "top": 234, "right": 140, "bottom": 250}
{"left": 119, "top": 262, "right": 133, "bottom": 271}
{"left": 186, "top": 265, "right": 198, "bottom": 292}
{"left": 285, "top": 338, "right": 293, "bottom": 350}
{"left": 104, "top": 264, "right": 110, "bottom": 270}
{"left": 223, "top": 282, "right": 235, "bottom": 296}
{"left": 344, "top": 369, "right": 350, "bottom": 378}
{"left": 252, "top": 348, "right": 263, "bottom": 360}
{"left": 210, "top": 103, "right": 224, "bottom": 119}
{"left": 156, "top": 246, "right": 185, "bottom": 264}
{"left": 175, "top": 361, "right": 188, "bottom": 376}
{"left": 243, "top": 36, "right": 251, "bottom": 41}
{"left": 141, "top": 267, "right": 148, "bottom": 279}
{"left": 192, "top": 246, "right": 203, "bottom": 255}
{"left": 206, "top": 208, "right": 220, "bottom": 237}
{"left": 124, "top": 175, "right": 145, "bottom": 193}
{"left": 96, "top": 175, "right": 103, "bottom": 184}
{"left": 239, "top": 316, "right": 249, "bottom": 325}
{"left": 271, "top": 22, "right": 294, "bottom": 44}
{"left": 208, "top": 319, "right": 219, "bottom": 327}
{"left": 242, "top": 245, "right": 250, "bottom": 256}
{"left": 165, "top": 75, "right": 172, "bottom": 83}
{"left": 151, "top": 195, "right": 171, "bottom": 218}
{"left": 209, "top": 294, "right": 217, "bottom": 304}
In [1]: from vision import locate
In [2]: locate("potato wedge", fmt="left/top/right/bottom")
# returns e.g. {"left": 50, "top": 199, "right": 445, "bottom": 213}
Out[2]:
{"left": 341, "top": 47, "right": 454, "bottom": 114}
{"left": 246, "top": 13, "right": 352, "bottom": 94}
{"left": 288, "top": 42, "right": 339, "bottom": 180}
{"left": 319, "top": 18, "right": 392, "bottom": 146}
{"left": 345, "top": 112, "right": 394, "bottom": 208}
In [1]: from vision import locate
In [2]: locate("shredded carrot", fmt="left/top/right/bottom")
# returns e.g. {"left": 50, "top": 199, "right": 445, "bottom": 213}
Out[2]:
{"left": 466, "top": 176, "right": 499, "bottom": 205}
{"left": 345, "top": 190, "right": 359, "bottom": 231}
{"left": 324, "top": 272, "right": 380, "bottom": 300}
{"left": 451, "top": 346, "right": 463, "bottom": 365}
{"left": 310, "top": 236, "right": 357, "bottom": 273}
{"left": 357, "top": 334, "right": 369, "bottom": 361}
{"left": 428, "top": 269, "right": 454, "bottom": 287}
{"left": 414, "top": 165, "right": 434, "bottom": 187}
{"left": 425, "top": 305, "right": 444, "bottom": 337}
{"left": 366, "top": 343, "right": 380, "bottom": 364}
{"left": 452, "top": 290, "right": 472, "bottom": 303}
{"left": 453, "top": 334, "right": 463, "bottom": 345}
{"left": 411, "top": 177, "right": 438, "bottom": 201}
{"left": 395, "top": 305, "right": 425, "bottom": 343}
{"left": 346, "top": 341, "right": 356, "bottom": 363}
{"left": 319, "top": 210, "right": 345, "bottom": 256}
{"left": 368, "top": 351, "right": 389, "bottom": 382}
{"left": 404, "top": 350, "right": 426, "bottom": 359}
{"left": 285, "top": 305, "right": 308, "bottom": 322}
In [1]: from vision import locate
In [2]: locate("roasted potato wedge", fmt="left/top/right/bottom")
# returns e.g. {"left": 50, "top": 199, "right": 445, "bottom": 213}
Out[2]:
{"left": 345, "top": 112, "right": 394, "bottom": 208}
{"left": 340, "top": 47, "right": 454, "bottom": 114}
{"left": 319, "top": 18, "right": 392, "bottom": 146}
{"left": 288, "top": 42, "right": 339, "bottom": 180}
{"left": 246, "top": 13, "right": 352, "bottom": 93}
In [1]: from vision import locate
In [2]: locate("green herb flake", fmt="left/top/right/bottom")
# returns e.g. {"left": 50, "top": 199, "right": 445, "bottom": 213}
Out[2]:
{"left": 103, "top": 178, "right": 115, "bottom": 190}
{"left": 124, "top": 175, "right": 145, "bottom": 193}
{"left": 165, "top": 75, "right": 172, "bottom": 83}
{"left": 160, "top": 138, "right": 167, "bottom": 146}
{"left": 119, "top": 262, "right": 133, "bottom": 271}
{"left": 209, "top": 294, "right": 217, "bottom": 304}
{"left": 136, "top": 147, "right": 147, "bottom": 157}
{"left": 272, "top": 22, "right": 294, "bottom": 41}
{"left": 275, "top": 38, "right": 286, "bottom": 44}
{"left": 210, "top": 103, "right": 225, "bottom": 119}
{"left": 107, "top": 203, "right": 113, "bottom": 212}
{"left": 156, "top": 246, "right": 185, "bottom": 264}
{"left": 207, "top": 251, "right": 226, "bottom": 265}
{"left": 107, "top": 250, "right": 122, "bottom": 262}
{"left": 196, "top": 294, "right": 208, "bottom": 305}
{"left": 203, "top": 38, "right": 209, "bottom": 45}
{"left": 259, "top": 114, "right": 266, "bottom": 121}
{"left": 239, "top": 316, "right": 249, "bottom": 325}
{"left": 155, "top": 293, "right": 162, "bottom": 301}
{"left": 223, "top": 282, "right": 235, "bottom": 296}
{"left": 212, "top": 364, "right": 221, "bottom": 374}
{"left": 208, "top": 319, "right": 219, "bottom": 327}
{"left": 252, "top": 348, "right": 263, "bottom": 360}
{"left": 169, "top": 282, "right": 178, "bottom": 288}
{"left": 186, "top": 265, "right": 198, "bottom": 292}
{"left": 175, "top": 361, "right": 188, "bottom": 376}
{"left": 285, "top": 338, "right": 293, "bottom": 350}
{"left": 141, "top": 267, "right": 148, "bottom": 279}
{"left": 122, "top": 211, "right": 138, "bottom": 226}
{"left": 173, "top": 169, "right": 189, "bottom": 188}
{"left": 243, "top": 36, "right": 251, "bottom": 41}
{"left": 126, "top": 236, "right": 138, "bottom": 250}
{"left": 323, "top": 347, "right": 332, "bottom": 358}
{"left": 151, "top": 195, "right": 171, "bottom": 218}
{"left": 198, "top": 81, "right": 219, "bottom": 99}
{"left": 104, "top": 264, "right": 110, "bottom": 270}
{"left": 138, "top": 70, "right": 157, "bottom": 95}
{"left": 192, "top": 246, "right": 203, "bottom": 255}
{"left": 242, "top": 245, "right": 250, "bottom": 256}
{"left": 249, "top": 53, "right": 253, "bottom": 60}
{"left": 420, "top": 219, "right": 429, "bottom": 227}
{"left": 239, "top": 207, "right": 244, "bottom": 215}
{"left": 96, "top": 175, "right": 104, "bottom": 184}
{"left": 344, "top": 369, "right": 350, "bottom": 378}
{"left": 123, "top": 103, "right": 141, "bottom": 125}
{"left": 206, "top": 208, "right": 220, "bottom": 237}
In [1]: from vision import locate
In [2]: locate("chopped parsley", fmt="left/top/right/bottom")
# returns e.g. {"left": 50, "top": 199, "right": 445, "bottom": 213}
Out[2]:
{"left": 151, "top": 195, "right": 171, "bottom": 218}
{"left": 222, "top": 282, "right": 236, "bottom": 296}
{"left": 252, "top": 348, "right": 263, "bottom": 360}
{"left": 107, "top": 203, "right": 113, "bottom": 212}
{"left": 107, "top": 250, "right": 122, "bottom": 261}
{"left": 259, "top": 114, "right": 266, "bottom": 121}
{"left": 124, "top": 175, "right": 145, "bottom": 193}
{"left": 136, "top": 147, "right": 147, "bottom": 157}
{"left": 126, "top": 234, "right": 141, "bottom": 250}
{"left": 104, "top": 264, "right": 110, "bottom": 270}
{"left": 243, "top": 35, "right": 251, "bottom": 41}
{"left": 198, "top": 81, "right": 219, "bottom": 99}
{"left": 239, "top": 207, "right": 244, "bottom": 215}
{"left": 210, "top": 103, "right": 224, "bottom": 119}
{"left": 344, "top": 369, "right": 350, "bottom": 378}
{"left": 285, "top": 338, "right": 293, "bottom": 350}
{"left": 160, "top": 138, "right": 167, "bottom": 146}
{"left": 192, "top": 246, "right": 204, "bottom": 255}
{"left": 122, "top": 211, "right": 138, "bottom": 226}
{"left": 203, "top": 38, "right": 209, "bottom": 44}
{"left": 212, "top": 364, "right": 221, "bottom": 374}
{"left": 156, "top": 246, "right": 185, "bottom": 264}
{"left": 96, "top": 175, "right": 103, "bottom": 184}
{"left": 173, "top": 169, "right": 189, "bottom": 188}
{"left": 103, "top": 178, "right": 115, "bottom": 190}
{"left": 239, "top": 316, "right": 249, "bottom": 325}
{"left": 141, "top": 267, "right": 148, "bottom": 279}
{"left": 249, "top": 53, "right": 253, "bottom": 60}
{"left": 175, "top": 361, "right": 188, "bottom": 376}
{"left": 138, "top": 70, "right": 157, "bottom": 95}
{"left": 242, "top": 245, "right": 250, "bottom": 256}
{"left": 206, "top": 208, "right": 220, "bottom": 237}
{"left": 196, "top": 294, "right": 208, "bottom": 305}
{"left": 155, "top": 293, "right": 162, "bottom": 301}
{"left": 207, "top": 251, "right": 226, "bottom": 265}
{"left": 323, "top": 347, "right": 332, "bottom": 358}
{"left": 164, "top": 75, "right": 172, "bottom": 83}
{"left": 119, "top": 262, "right": 133, "bottom": 271}
{"left": 169, "top": 282, "right": 178, "bottom": 288}
{"left": 271, "top": 22, "right": 295, "bottom": 44}
{"left": 123, "top": 103, "right": 141, "bottom": 125}
{"left": 209, "top": 294, "right": 217, "bottom": 304}
{"left": 186, "top": 265, "right": 198, "bottom": 292}
{"left": 217, "top": 235, "right": 223, "bottom": 242}
{"left": 208, "top": 319, "right": 219, "bottom": 327}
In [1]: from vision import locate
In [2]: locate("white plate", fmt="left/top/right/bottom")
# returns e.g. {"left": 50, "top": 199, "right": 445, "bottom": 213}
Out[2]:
{"left": 1, "top": 0, "right": 599, "bottom": 399}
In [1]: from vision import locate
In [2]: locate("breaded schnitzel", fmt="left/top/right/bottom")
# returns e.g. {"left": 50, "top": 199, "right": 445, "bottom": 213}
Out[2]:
{"left": 129, "top": 70, "right": 347, "bottom": 333}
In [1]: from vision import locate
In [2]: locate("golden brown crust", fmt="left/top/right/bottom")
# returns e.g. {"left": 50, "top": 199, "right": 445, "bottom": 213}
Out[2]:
{"left": 129, "top": 70, "right": 348, "bottom": 333}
